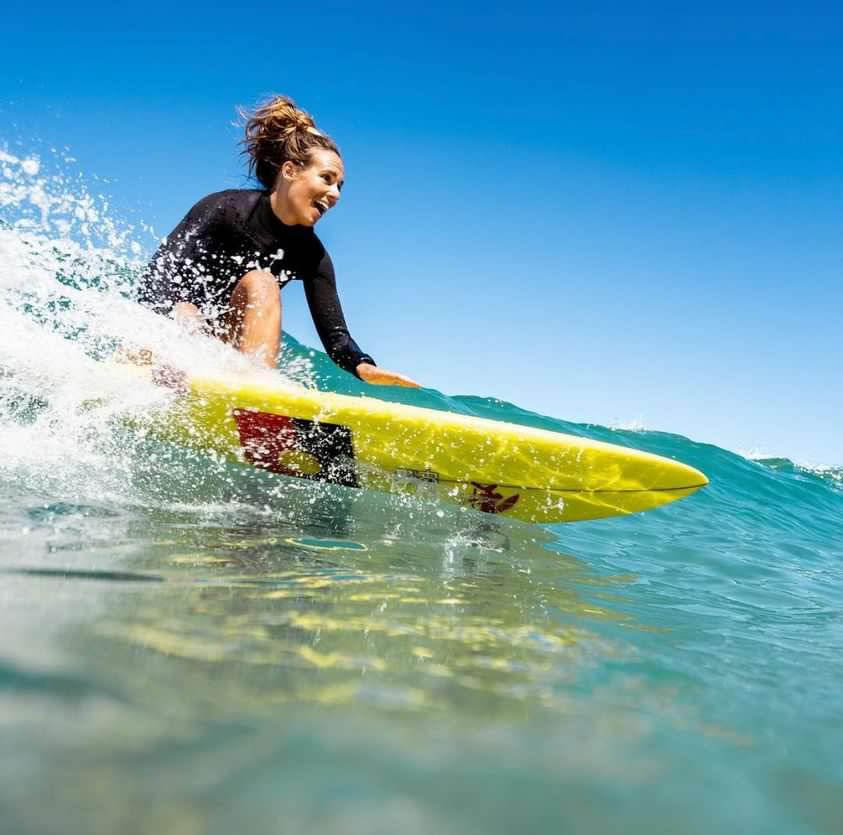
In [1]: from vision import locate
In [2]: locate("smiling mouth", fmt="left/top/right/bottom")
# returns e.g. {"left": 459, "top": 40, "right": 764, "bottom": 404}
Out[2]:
{"left": 313, "top": 199, "right": 329, "bottom": 216}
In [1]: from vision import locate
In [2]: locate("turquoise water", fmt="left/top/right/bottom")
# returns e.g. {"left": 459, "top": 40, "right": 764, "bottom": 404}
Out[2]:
{"left": 2, "top": 150, "right": 842, "bottom": 835}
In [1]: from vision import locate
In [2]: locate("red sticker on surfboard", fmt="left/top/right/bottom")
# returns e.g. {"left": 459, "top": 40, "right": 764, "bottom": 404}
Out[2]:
{"left": 232, "top": 409, "right": 358, "bottom": 487}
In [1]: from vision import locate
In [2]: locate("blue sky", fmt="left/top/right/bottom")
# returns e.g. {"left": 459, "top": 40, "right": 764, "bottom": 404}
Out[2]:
{"left": 3, "top": 2, "right": 842, "bottom": 464}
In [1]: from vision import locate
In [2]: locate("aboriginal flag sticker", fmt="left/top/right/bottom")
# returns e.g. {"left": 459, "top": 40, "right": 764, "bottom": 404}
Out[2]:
{"left": 232, "top": 409, "right": 358, "bottom": 488}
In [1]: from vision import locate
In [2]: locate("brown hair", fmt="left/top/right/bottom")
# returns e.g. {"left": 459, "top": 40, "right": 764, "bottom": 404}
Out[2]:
{"left": 240, "top": 95, "right": 341, "bottom": 190}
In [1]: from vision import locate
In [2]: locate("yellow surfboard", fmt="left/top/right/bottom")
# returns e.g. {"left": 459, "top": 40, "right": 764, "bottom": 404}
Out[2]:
{"left": 133, "top": 368, "right": 707, "bottom": 524}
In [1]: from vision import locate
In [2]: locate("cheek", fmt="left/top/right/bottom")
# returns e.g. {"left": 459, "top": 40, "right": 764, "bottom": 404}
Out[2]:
{"left": 295, "top": 179, "right": 316, "bottom": 200}
{"left": 290, "top": 182, "right": 308, "bottom": 207}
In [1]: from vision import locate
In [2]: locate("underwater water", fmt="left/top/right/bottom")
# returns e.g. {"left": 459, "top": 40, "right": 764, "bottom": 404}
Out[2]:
{"left": 1, "top": 149, "right": 842, "bottom": 835}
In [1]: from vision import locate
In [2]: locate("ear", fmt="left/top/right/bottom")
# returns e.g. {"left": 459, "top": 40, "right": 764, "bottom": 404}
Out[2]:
{"left": 280, "top": 160, "right": 299, "bottom": 182}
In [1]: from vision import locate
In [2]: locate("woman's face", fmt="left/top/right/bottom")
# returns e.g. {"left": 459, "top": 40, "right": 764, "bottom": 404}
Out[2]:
{"left": 274, "top": 149, "right": 344, "bottom": 226}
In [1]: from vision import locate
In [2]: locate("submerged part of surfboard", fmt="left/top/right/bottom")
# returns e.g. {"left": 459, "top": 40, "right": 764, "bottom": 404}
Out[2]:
{"left": 135, "top": 369, "right": 708, "bottom": 524}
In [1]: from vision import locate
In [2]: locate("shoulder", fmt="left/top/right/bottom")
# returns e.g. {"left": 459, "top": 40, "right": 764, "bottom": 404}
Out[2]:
{"left": 185, "top": 189, "right": 264, "bottom": 224}
{"left": 306, "top": 228, "right": 328, "bottom": 259}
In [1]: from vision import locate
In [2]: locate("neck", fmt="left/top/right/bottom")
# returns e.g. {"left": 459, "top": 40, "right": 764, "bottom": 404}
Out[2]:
{"left": 269, "top": 190, "right": 297, "bottom": 226}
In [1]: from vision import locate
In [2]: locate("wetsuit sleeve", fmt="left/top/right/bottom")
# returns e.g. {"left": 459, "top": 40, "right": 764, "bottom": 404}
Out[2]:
{"left": 303, "top": 251, "right": 376, "bottom": 378}
{"left": 136, "top": 197, "right": 226, "bottom": 314}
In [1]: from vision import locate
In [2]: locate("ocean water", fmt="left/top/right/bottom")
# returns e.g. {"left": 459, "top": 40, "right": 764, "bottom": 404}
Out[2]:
{"left": 1, "top": 150, "right": 842, "bottom": 835}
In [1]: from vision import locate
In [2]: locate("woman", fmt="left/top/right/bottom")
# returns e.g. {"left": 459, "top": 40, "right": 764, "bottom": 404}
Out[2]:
{"left": 137, "top": 95, "right": 419, "bottom": 388}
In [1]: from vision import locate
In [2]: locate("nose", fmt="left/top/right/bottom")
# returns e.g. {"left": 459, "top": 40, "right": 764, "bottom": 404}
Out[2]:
{"left": 326, "top": 184, "right": 340, "bottom": 206}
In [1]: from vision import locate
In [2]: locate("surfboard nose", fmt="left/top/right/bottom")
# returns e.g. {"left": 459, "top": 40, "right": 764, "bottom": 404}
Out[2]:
{"left": 687, "top": 464, "right": 709, "bottom": 489}
{"left": 651, "top": 456, "right": 708, "bottom": 492}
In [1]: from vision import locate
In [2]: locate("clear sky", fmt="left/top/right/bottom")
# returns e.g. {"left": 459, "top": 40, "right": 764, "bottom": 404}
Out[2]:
{"left": 2, "top": 2, "right": 841, "bottom": 464}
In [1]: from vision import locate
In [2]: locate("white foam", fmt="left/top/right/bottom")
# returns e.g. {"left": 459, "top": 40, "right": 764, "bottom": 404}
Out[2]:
{"left": 607, "top": 417, "right": 650, "bottom": 432}
{"left": 0, "top": 146, "right": 313, "bottom": 509}
{"left": 739, "top": 447, "right": 782, "bottom": 462}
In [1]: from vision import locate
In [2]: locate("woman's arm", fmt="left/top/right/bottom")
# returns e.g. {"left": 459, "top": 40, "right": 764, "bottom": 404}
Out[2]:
{"left": 304, "top": 252, "right": 420, "bottom": 387}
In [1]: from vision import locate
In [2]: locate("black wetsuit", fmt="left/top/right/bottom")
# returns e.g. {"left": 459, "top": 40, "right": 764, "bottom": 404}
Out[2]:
{"left": 137, "top": 189, "right": 374, "bottom": 376}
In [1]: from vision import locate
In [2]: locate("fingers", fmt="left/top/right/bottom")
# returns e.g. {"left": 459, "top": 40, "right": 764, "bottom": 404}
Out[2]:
{"left": 373, "top": 371, "right": 421, "bottom": 388}
{"left": 356, "top": 362, "right": 421, "bottom": 388}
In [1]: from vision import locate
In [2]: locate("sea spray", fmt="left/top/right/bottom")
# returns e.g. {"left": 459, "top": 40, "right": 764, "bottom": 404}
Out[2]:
{"left": 0, "top": 148, "right": 333, "bottom": 509}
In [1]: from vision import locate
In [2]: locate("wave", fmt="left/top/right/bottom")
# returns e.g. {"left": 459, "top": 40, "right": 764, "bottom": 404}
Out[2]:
{"left": 1, "top": 146, "right": 841, "bottom": 529}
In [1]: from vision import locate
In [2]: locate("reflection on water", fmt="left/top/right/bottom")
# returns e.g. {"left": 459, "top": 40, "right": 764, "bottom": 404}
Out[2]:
{"left": 82, "top": 506, "right": 628, "bottom": 719}
{"left": 0, "top": 490, "right": 753, "bottom": 835}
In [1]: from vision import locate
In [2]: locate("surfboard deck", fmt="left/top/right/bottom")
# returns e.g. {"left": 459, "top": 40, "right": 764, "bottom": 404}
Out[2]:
{"left": 125, "top": 366, "right": 708, "bottom": 524}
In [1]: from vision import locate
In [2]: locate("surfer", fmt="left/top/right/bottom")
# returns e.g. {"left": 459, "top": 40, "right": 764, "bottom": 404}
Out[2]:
{"left": 136, "top": 95, "right": 419, "bottom": 387}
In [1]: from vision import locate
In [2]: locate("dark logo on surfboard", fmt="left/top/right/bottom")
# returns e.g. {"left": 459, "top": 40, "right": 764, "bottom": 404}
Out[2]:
{"left": 232, "top": 409, "right": 358, "bottom": 487}
{"left": 466, "top": 482, "right": 520, "bottom": 515}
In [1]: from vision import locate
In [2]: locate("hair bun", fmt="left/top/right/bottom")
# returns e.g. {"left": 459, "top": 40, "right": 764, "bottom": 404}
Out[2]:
{"left": 240, "top": 94, "right": 340, "bottom": 189}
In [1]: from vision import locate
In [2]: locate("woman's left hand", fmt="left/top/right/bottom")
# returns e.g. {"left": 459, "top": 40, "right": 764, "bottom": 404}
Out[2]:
{"left": 356, "top": 362, "right": 421, "bottom": 388}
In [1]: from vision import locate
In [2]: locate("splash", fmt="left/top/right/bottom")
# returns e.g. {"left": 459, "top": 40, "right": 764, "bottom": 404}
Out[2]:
{"left": 0, "top": 146, "right": 284, "bottom": 372}
{"left": 608, "top": 417, "right": 650, "bottom": 432}
{"left": 0, "top": 146, "right": 317, "bottom": 511}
